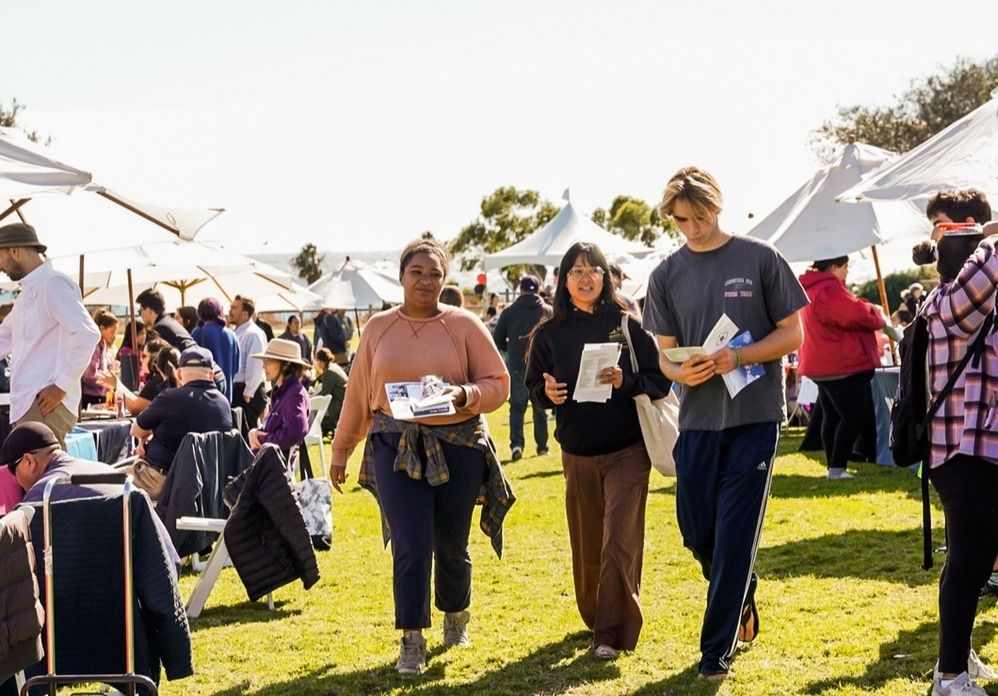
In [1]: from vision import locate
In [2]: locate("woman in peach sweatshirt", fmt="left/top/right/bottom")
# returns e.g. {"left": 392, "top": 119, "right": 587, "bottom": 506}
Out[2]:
{"left": 330, "top": 238, "right": 513, "bottom": 676}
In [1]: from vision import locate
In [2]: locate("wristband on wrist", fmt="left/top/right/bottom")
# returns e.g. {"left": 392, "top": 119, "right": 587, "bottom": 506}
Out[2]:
{"left": 733, "top": 347, "right": 742, "bottom": 368}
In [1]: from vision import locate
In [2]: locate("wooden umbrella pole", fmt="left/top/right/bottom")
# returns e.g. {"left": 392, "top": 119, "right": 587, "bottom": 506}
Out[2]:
{"left": 870, "top": 245, "right": 897, "bottom": 366}
{"left": 0, "top": 198, "right": 29, "bottom": 223}
{"left": 78, "top": 255, "right": 85, "bottom": 293}
{"left": 128, "top": 269, "right": 137, "bottom": 354}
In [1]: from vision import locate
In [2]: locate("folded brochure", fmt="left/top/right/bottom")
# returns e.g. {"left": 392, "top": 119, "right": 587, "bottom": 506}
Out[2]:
{"left": 662, "top": 313, "right": 764, "bottom": 398}
{"left": 385, "top": 381, "right": 456, "bottom": 420}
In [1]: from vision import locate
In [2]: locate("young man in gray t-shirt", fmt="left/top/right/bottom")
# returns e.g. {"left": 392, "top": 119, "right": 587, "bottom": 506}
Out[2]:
{"left": 643, "top": 166, "right": 807, "bottom": 682}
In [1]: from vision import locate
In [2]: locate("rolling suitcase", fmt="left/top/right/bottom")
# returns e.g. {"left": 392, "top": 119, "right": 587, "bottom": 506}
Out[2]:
{"left": 21, "top": 473, "right": 158, "bottom": 696}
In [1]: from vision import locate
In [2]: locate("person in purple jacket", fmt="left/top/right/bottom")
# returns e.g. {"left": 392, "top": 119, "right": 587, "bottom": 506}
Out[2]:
{"left": 247, "top": 338, "right": 310, "bottom": 464}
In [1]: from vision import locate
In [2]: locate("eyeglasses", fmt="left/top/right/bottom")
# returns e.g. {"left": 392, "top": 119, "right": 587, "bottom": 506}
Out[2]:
{"left": 567, "top": 267, "right": 605, "bottom": 280}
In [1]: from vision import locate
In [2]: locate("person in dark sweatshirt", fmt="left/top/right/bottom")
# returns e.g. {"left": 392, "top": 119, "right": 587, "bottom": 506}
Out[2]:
{"left": 525, "top": 241, "right": 670, "bottom": 660}
{"left": 493, "top": 274, "right": 552, "bottom": 460}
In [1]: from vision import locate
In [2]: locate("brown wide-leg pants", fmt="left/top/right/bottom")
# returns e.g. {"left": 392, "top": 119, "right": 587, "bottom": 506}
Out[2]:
{"left": 562, "top": 440, "right": 651, "bottom": 650}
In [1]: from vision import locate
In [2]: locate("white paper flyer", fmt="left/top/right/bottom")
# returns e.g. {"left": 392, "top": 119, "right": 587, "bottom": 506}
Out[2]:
{"left": 572, "top": 342, "right": 622, "bottom": 403}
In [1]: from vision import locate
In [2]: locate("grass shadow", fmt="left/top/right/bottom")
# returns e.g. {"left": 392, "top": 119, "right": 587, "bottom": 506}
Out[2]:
{"left": 520, "top": 469, "right": 563, "bottom": 480}
{"left": 803, "top": 620, "right": 998, "bottom": 693}
{"left": 213, "top": 631, "right": 617, "bottom": 696}
{"left": 758, "top": 528, "right": 941, "bottom": 587}
{"left": 627, "top": 660, "right": 722, "bottom": 695}
{"left": 189, "top": 600, "right": 302, "bottom": 631}
{"left": 769, "top": 471, "right": 924, "bottom": 501}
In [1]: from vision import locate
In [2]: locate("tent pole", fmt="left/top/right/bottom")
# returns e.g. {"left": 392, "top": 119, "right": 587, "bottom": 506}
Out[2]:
{"left": 354, "top": 307, "right": 361, "bottom": 336}
{"left": 870, "top": 245, "right": 897, "bottom": 366}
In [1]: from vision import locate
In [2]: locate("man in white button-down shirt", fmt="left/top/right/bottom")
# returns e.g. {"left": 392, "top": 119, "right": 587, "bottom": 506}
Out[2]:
{"left": 0, "top": 223, "right": 101, "bottom": 446}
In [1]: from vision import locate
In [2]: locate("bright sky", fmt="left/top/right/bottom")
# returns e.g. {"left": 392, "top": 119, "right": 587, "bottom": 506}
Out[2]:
{"left": 1, "top": 0, "right": 996, "bottom": 254}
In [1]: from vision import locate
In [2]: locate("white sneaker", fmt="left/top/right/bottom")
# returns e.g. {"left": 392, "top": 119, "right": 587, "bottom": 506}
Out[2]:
{"left": 932, "top": 672, "right": 987, "bottom": 695}
{"left": 594, "top": 644, "right": 619, "bottom": 660}
{"left": 443, "top": 610, "right": 471, "bottom": 647}
{"left": 395, "top": 632, "right": 426, "bottom": 674}
{"left": 935, "top": 650, "right": 998, "bottom": 682}
{"left": 827, "top": 469, "right": 855, "bottom": 479}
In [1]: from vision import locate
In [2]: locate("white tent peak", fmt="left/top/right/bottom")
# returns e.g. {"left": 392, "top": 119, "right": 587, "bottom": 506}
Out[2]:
{"left": 837, "top": 90, "right": 998, "bottom": 206}
{"left": 483, "top": 197, "right": 650, "bottom": 270}
{"left": 746, "top": 141, "right": 929, "bottom": 263}
{"left": 562, "top": 188, "right": 571, "bottom": 201}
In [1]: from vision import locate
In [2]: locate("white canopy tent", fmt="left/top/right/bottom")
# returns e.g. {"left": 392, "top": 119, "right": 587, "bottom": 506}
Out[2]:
{"left": 746, "top": 143, "right": 931, "bottom": 327}
{"left": 746, "top": 142, "right": 929, "bottom": 261}
{"left": 309, "top": 258, "right": 404, "bottom": 309}
{"left": 837, "top": 87, "right": 998, "bottom": 209}
{"left": 483, "top": 197, "right": 650, "bottom": 270}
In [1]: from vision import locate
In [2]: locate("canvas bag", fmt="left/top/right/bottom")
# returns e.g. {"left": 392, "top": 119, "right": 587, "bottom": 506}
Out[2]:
{"left": 620, "top": 315, "right": 680, "bottom": 476}
{"left": 296, "top": 477, "right": 333, "bottom": 550}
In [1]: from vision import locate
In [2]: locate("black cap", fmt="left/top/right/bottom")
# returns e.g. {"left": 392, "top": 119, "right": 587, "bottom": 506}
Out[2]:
{"left": 519, "top": 275, "right": 540, "bottom": 293}
{"left": 1, "top": 422, "right": 59, "bottom": 473}
{"left": 0, "top": 222, "right": 48, "bottom": 254}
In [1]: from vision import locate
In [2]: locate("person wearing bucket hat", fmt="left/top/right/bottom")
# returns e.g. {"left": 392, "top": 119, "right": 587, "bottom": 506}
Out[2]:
{"left": 0, "top": 222, "right": 101, "bottom": 447}
{"left": 247, "top": 338, "right": 310, "bottom": 460}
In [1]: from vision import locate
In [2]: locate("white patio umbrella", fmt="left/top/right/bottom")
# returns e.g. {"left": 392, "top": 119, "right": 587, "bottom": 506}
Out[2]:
{"left": 483, "top": 192, "right": 651, "bottom": 270}
{"left": 0, "top": 126, "right": 92, "bottom": 205}
{"left": 48, "top": 240, "right": 302, "bottom": 308}
{"left": 746, "top": 142, "right": 930, "bottom": 321}
{"left": 837, "top": 87, "right": 998, "bottom": 208}
{"left": 309, "top": 258, "right": 404, "bottom": 309}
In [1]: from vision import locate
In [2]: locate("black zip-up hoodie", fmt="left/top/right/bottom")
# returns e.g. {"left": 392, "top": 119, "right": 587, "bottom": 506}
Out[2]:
{"left": 525, "top": 305, "right": 671, "bottom": 456}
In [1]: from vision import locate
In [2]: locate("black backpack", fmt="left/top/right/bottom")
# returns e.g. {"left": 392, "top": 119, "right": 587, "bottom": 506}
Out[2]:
{"left": 889, "top": 310, "right": 994, "bottom": 568}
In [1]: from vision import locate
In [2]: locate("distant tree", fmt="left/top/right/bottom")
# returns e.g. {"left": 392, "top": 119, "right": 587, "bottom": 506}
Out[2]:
{"left": 421, "top": 230, "right": 435, "bottom": 240}
{"left": 812, "top": 55, "right": 998, "bottom": 159}
{"left": 0, "top": 98, "right": 49, "bottom": 144}
{"left": 854, "top": 267, "right": 938, "bottom": 313}
{"left": 449, "top": 187, "right": 559, "bottom": 273}
{"left": 605, "top": 195, "right": 680, "bottom": 246}
{"left": 591, "top": 207, "right": 608, "bottom": 227}
{"left": 291, "top": 242, "right": 325, "bottom": 284}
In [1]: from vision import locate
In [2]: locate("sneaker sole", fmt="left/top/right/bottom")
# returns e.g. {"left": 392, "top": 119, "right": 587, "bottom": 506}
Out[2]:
{"left": 738, "top": 598, "right": 759, "bottom": 643}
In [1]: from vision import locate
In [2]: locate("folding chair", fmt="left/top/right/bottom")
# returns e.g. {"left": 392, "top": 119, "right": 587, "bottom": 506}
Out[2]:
{"left": 304, "top": 395, "right": 332, "bottom": 478}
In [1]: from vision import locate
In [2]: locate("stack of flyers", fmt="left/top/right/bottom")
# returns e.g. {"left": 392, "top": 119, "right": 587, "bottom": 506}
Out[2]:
{"left": 385, "top": 378, "right": 456, "bottom": 420}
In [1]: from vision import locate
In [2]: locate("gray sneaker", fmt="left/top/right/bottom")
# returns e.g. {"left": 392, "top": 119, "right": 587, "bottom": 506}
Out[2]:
{"left": 932, "top": 672, "right": 987, "bottom": 695}
{"left": 395, "top": 632, "right": 426, "bottom": 674}
{"left": 443, "top": 610, "right": 471, "bottom": 647}
{"left": 935, "top": 650, "right": 998, "bottom": 682}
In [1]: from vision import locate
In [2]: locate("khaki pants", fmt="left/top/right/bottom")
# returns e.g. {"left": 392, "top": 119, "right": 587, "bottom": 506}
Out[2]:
{"left": 562, "top": 440, "right": 651, "bottom": 650}
{"left": 119, "top": 459, "right": 168, "bottom": 501}
{"left": 16, "top": 402, "right": 77, "bottom": 449}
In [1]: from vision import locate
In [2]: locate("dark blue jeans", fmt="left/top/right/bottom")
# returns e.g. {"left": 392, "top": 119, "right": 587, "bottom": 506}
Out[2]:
{"left": 372, "top": 431, "right": 486, "bottom": 629}
{"left": 509, "top": 365, "right": 548, "bottom": 452}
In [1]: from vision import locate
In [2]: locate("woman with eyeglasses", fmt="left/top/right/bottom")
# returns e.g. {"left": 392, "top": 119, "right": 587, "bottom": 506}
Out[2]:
{"left": 797, "top": 255, "right": 898, "bottom": 479}
{"left": 525, "top": 241, "right": 670, "bottom": 660}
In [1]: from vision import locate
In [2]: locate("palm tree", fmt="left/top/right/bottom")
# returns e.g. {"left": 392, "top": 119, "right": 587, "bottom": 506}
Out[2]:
{"left": 291, "top": 243, "right": 325, "bottom": 284}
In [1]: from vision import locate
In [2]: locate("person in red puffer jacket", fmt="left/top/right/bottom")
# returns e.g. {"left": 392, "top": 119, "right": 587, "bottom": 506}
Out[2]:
{"left": 798, "top": 255, "right": 896, "bottom": 479}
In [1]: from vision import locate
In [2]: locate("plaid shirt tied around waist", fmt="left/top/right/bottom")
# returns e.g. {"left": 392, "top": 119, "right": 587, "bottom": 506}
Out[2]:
{"left": 359, "top": 410, "right": 516, "bottom": 557}
{"left": 924, "top": 236, "right": 998, "bottom": 468}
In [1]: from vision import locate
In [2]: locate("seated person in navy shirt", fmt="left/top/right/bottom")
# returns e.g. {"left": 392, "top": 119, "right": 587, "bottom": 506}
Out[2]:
{"left": 126, "top": 346, "right": 233, "bottom": 500}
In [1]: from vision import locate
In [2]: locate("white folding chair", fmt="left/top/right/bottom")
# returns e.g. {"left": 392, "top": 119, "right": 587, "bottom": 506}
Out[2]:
{"left": 304, "top": 394, "right": 332, "bottom": 478}
{"left": 176, "top": 516, "right": 273, "bottom": 617}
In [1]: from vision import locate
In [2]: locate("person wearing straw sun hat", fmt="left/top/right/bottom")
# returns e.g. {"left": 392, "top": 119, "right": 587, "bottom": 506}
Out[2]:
{"left": 247, "top": 338, "right": 310, "bottom": 462}
{"left": 0, "top": 222, "right": 100, "bottom": 447}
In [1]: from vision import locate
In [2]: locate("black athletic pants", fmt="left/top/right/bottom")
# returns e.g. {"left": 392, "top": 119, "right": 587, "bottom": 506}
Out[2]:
{"left": 814, "top": 370, "right": 874, "bottom": 470}
{"left": 928, "top": 455, "right": 998, "bottom": 675}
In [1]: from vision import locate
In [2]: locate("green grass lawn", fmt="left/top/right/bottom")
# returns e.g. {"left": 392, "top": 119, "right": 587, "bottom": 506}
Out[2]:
{"left": 163, "top": 408, "right": 998, "bottom": 695}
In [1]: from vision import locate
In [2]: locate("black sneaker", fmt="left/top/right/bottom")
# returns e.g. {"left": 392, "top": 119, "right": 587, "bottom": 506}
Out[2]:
{"left": 698, "top": 657, "right": 729, "bottom": 682}
{"left": 511, "top": 447, "right": 523, "bottom": 461}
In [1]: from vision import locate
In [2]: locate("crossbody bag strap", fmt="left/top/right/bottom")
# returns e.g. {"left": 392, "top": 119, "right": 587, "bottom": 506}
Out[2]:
{"left": 923, "top": 311, "right": 995, "bottom": 424}
{"left": 620, "top": 314, "right": 639, "bottom": 373}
